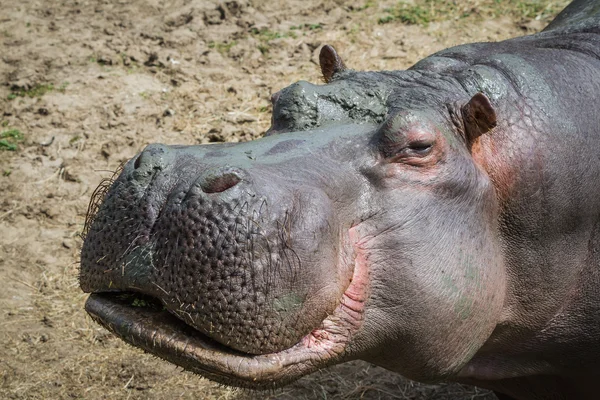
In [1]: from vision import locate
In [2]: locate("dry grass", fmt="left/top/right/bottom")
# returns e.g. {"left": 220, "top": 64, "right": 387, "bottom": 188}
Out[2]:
{"left": 378, "top": 0, "right": 567, "bottom": 25}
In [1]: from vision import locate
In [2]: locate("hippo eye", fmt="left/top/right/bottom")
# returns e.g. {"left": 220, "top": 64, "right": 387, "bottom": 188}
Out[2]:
{"left": 396, "top": 139, "right": 434, "bottom": 160}
{"left": 407, "top": 141, "right": 433, "bottom": 155}
{"left": 378, "top": 113, "right": 437, "bottom": 163}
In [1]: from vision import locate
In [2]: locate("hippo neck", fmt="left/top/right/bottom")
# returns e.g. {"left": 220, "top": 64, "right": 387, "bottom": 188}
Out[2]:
{"left": 437, "top": 14, "right": 600, "bottom": 381}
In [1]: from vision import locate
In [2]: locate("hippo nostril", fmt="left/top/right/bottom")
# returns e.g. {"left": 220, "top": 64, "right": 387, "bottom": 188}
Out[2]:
{"left": 200, "top": 171, "right": 242, "bottom": 193}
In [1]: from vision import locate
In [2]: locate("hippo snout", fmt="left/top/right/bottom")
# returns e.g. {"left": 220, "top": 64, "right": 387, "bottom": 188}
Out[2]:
{"left": 80, "top": 142, "right": 352, "bottom": 355}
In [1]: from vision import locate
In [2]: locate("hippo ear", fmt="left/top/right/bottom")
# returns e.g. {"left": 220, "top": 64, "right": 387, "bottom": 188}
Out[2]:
{"left": 462, "top": 92, "right": 497, "bottom": 146}
{"left": 319, "top": 44, "right": 347, "bottom": 83}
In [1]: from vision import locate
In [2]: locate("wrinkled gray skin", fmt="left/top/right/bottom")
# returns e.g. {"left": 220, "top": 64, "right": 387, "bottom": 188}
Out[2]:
{"left": 80, "top": 1, "right": 600, "bottom": 399}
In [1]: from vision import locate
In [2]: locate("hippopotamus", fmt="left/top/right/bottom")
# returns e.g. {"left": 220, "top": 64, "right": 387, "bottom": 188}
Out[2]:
{"left": 79, "top": 1, "right": 600, "bottom": 398}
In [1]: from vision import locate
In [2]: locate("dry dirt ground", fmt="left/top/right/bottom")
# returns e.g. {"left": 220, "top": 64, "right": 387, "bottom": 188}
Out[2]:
{"left": 0, "top": 1, "right": 568, "bottom": 399}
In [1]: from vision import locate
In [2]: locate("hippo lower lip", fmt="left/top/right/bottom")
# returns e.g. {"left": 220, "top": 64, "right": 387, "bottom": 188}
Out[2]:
{"left": 84, "top": 231, "right": 368, "bottom": 389}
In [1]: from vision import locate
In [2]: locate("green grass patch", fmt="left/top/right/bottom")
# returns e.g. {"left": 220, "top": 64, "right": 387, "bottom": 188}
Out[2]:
{"left": 250, "top": 24, "right": 321, "bottom": 55}
{"left": 0, "top": 129, "right": 24, "bottom": 151}
{"left": 20, "top": 84, "right": 54, "bottom": 97}
{"left": 515, "top": 0, "right": 565, "bottom": 20}
{"left": 353, "top": 1, "right": 375, "bottom": 11}
{"left": 58, "top": 82, "right": 69, "bottom": 93}
{"left": 257, "top": 44, "right": 270, "bottom": 54}
{"left": 250, "top": 28, "right": 298, "bottom": 55}
{"left": 208, "top": 40, "right": 237, "bottom": 53}
{"left": 0, "top": 141, "right": 17, "bottom": 151}
{"left": 69, "top": 135, "right": 81, "bottom": 144}
{"left": 305, "top": 23, "right": 323, "bottom": 30}
{"left": 251, "top": 27, "right": 287, "bottom": 41}
{"left": 7, "top": 82, "right": 66, "bottom": 100}
{"left": 290, "top": 23, "right": 324, "bottom": 31}
{"left": 378, "top": 0, "right": 569, "bottom": 27}
{"left": 1, "top": 129, "right": 23, "bottom": 140}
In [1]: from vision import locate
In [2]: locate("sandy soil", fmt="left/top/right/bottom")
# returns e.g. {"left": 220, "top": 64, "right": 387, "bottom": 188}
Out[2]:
{"left": 0, "top": 0, "right": 567, "bottom": 399}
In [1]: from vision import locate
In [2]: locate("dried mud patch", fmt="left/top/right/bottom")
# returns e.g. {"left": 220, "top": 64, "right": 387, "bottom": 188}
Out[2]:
{"left": 0, "top": 0, "right": 566, "bottom": 399}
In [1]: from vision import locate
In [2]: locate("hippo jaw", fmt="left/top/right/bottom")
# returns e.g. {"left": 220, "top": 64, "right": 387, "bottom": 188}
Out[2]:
{"left": 83, "top": 225, "right": 369, "bottom": 388}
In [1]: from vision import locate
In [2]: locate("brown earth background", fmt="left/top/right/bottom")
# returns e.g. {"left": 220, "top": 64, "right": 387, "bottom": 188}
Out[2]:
{"left": 0, "top": 0, "right": 569, "bottom": 399}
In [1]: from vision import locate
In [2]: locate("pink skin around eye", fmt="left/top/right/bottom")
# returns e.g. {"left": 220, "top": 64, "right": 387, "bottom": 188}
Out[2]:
{"left": 403, "top": 122, "right": 437, "bottom": 147}
{"left": 383, "top": 122, "right": 447, "bottom": 178}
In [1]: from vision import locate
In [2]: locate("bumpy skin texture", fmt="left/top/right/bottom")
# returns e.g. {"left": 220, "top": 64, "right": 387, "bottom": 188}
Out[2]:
{"left": 80, "top": 1, "right": 600, "bottom": 399}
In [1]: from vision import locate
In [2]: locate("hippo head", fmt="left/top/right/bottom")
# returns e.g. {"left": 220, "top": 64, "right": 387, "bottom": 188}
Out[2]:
{"left": 80, "top": 46, "right": 506, "bottom": 387}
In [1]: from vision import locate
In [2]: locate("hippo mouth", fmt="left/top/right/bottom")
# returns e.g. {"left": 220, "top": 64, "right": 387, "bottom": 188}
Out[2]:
{"left": 84, "top": 228, "right": 368, "bottom": 389}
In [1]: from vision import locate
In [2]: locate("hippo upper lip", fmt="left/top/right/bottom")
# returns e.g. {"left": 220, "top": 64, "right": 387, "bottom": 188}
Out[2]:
{"left": 83, "top": 226, "right": 369, "bottom": 388}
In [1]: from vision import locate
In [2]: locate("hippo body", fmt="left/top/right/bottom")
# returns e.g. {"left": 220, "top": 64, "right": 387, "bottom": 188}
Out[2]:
{"left": 80, "top": 1, "right": 600, "bottom": 399}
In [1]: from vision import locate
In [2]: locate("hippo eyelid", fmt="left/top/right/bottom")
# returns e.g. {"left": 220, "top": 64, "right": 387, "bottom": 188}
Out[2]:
{"left": 398, "top": 143, "right": 434, "bottom": 159}
{"left": 408, "top": 146, "right": 433, "bottom": 157}
{"left": 378, "top": 126, "right": 435, "bottom": 161}
{"left": 382, "top": 136, "right": 437, "bottom": 165}
{"left": 408, "top": 140, "right": 434, "bottom": 152}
